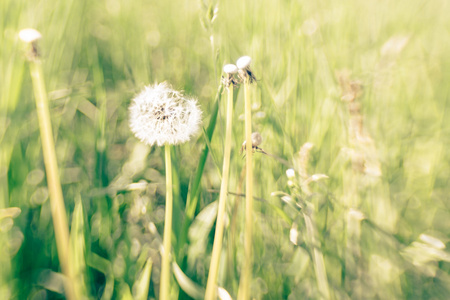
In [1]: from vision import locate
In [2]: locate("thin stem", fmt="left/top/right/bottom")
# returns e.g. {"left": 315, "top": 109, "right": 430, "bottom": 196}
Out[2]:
{"left": 29, "top": 59, "right": 77, "bottom": 300}
{"left": 205, "top": 83, "right": 234, "bottom": 299}
{"left": 304, "top": 211, "right": 331, "bottom": 300}
{"left": 160, "top": 144, "right": 173, "bottom": 300}
{"left": 238, "top": 77, "right": 253, "bottom": 300}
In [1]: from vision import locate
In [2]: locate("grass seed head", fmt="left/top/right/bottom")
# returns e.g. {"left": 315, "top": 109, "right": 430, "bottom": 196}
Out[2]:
{"left": 129, "top": 82, "right": 202, "bottom": 146}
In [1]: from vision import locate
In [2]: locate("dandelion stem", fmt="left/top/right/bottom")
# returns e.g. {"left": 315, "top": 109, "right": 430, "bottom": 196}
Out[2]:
{"left": 205, "top": 82, "right": 234, "bottom": 300}
{"left": 160, "top": 144, "right": 173, "bottom": 300}
{"left": 238, "top": 77, "right": 253, "bottom": 300}
{"left": 29, "top": 58, "right": 77, "bottom": 300}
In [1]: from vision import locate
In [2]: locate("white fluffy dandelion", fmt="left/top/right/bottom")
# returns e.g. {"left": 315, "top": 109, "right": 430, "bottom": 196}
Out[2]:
{"left": 129, "top": 82, "right": 201, "bottom": 299}
{"left": 129, "top": 82, "right": 202, "bottom": 146}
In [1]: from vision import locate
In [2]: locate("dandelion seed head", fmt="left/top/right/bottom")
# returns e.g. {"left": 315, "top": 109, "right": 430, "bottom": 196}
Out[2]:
{"left": 19, "top": 28, "right": 42, "bottom": 43}
{"left": 223, "top": 64, "right": 238, "bottom": 74}
{"left": 251, "top": 132, "right": 262, "bottom": 146}
{"left": 129, "top": 82, "right": 202, "bottom": 146}
{"left": 236, "top": 56, "right": 252, "bottom": 69}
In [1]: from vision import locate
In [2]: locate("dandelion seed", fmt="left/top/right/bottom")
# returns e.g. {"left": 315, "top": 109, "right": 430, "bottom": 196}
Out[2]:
{"left": 129, "top": 82, "right": 202, "bottom": 146}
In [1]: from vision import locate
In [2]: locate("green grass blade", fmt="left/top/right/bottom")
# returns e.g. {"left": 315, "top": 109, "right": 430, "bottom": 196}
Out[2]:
{"left": 173, "top": 261, "right": 204, "bottom": 299}
{"left": 133, "top": 257, "right": 153, "bottom": 300}
{"left": 177, "top": 83, "right": 223, "bottom": 260}
{"left": 69, "top": 198, "right": 88, "bottom": 299}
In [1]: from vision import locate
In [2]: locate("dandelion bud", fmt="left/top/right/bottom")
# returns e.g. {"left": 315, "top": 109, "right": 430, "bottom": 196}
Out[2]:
{"left": 19, "top": 28, "right": 42, "bottom": 43}
{"left": 286, "top": 168, "right": 295, "bottom": 179}
{"left": 129, "top": 82, "right": 202, "bottom": 147}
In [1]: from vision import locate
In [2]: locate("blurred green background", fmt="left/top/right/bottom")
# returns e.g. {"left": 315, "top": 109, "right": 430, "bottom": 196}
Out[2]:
{"left": 1, "top": 0, "right": 450, "bottom": 299}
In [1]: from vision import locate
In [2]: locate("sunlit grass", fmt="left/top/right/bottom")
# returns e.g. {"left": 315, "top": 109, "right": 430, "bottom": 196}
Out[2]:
{"left": 1, "top": 0, "right": 450, "bottom": 299}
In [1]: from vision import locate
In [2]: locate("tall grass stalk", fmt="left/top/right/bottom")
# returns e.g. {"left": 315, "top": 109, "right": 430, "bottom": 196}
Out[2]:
{"left": 238, "top": 71, "right": 253, "bottom": 300}
{"left": 25, "top": 36, "right": 77, "bottom": 300}
{"left": 160, "top": 144, "right": 174, "bottom": 299}
{"left": 205, "top": 68, "right": 236, "bottom": 300}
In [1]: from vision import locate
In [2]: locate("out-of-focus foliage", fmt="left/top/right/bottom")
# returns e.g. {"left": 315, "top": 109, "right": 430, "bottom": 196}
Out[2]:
{"left": 1, "top": 0, "right": 450, "bottom": 298}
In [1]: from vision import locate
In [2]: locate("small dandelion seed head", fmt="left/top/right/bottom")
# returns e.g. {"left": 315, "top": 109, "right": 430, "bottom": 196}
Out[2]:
{"left": 129, "top": 82, "right": 202, "bottom": 147}
{"left": 223, "top": 64, "right": 238, "bottom": 74}
{"left": 236, "top": 56, "right": 252, "bottom": 69}
{"left": 236, "top": 56, "right": 256, "bottom": 83}
{"left": 19, "top": 28, "right": 42, "bottom": 43}
{"left": 251, "top": 132, "right": 262, "bottom": 146}
{"left": 222, "top": 64, "right": 239, "bottom": 87}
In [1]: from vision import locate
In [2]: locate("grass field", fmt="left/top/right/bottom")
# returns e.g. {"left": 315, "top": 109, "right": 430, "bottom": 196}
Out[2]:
{"left": 1, "top": 0, "right": 450, "bottom": 299}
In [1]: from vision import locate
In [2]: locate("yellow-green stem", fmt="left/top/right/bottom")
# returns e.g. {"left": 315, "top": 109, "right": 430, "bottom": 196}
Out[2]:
{"left": 205, "top": 83, "right": 234, "bottom": 299}
{"left": 238, "top": 77, "right": 253, "bottom": 300}
{"left": 160, "top": 144, "right": 173, "bottom": 300}
{"left": 304, "top": 211, "right": 331, "bottom": 300}
{"left": 29, "top": 59, "right": 77, "bottom": 300}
